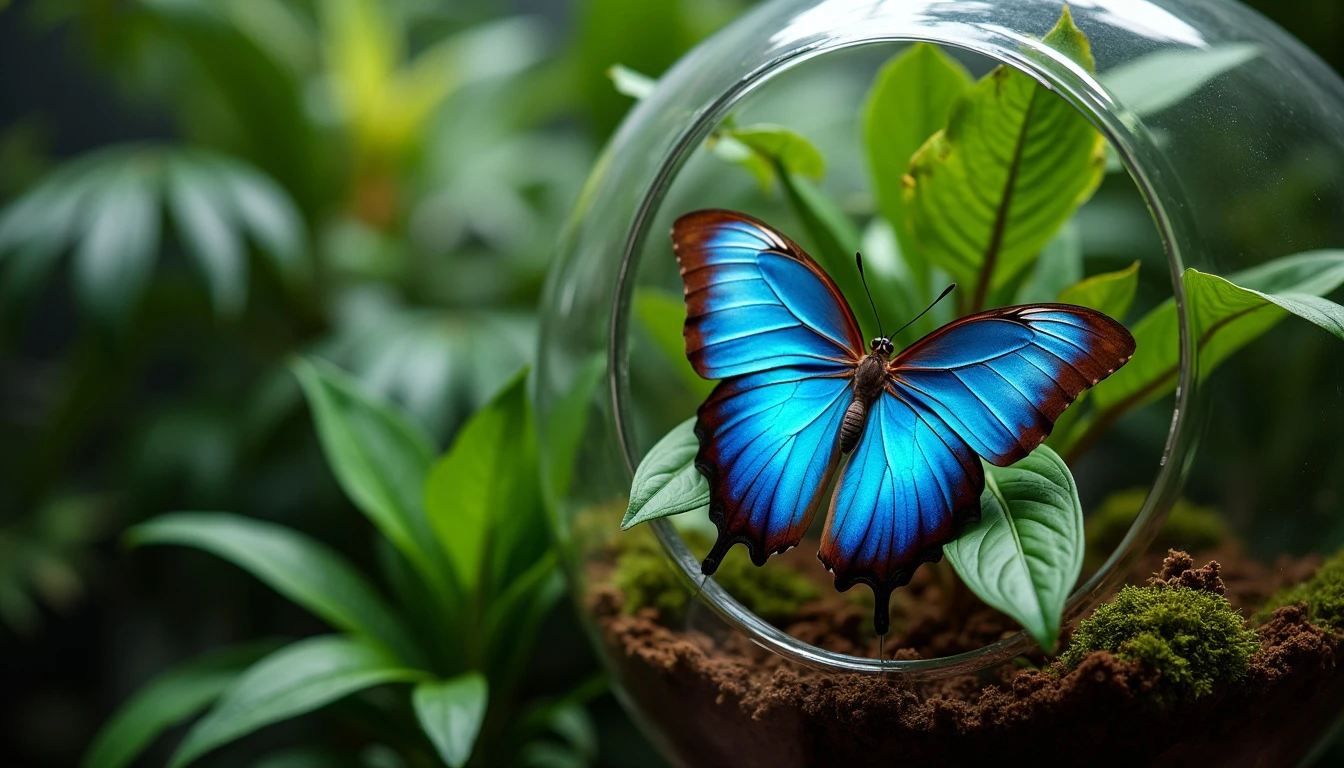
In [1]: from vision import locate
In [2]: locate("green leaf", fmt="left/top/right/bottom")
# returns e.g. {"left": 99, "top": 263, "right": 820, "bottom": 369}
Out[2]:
{"left": 944, "top": 446, "right": 1082, "bottom": 652}
{"left": 165, "top": 153, "right": 248, "bottom": 318}
{"left": 713, "top": 124, "right": 825, "bottom": 196}
{"left": 1102, "top": 44, "right": 1259, "bottom": 117}
{"left": 170, "top": 636, "right": 428, "bottom": 767}
{"left": 633, "top": 287, "right": 711, "bottom": 398}
{"left": 904, "top": 8, "right": 1105, "bottom": 311}
{"left": 291, "top": 357, "right": 450, "bottom": 607}
{"left": 81, "top": 644, "right": 272, "bottom": 768}
{"left": 210, "top": 154, "right": 309, "bottom": 285}
{"left": 722, "top": 125, "right": 825, "bottom": 181}
{"left": 424, "top": 368, "right": 537, "bottom": 597}
{"left": 1015, "top": 220, "right": 1082, "bottom": 304}
{"left": 1092, "top": 252, "right": 1344, "bottom": 414}
{"left": 1058, "top": 261, "right": 1140, "bottom": 320}
{"left": 621, "top": 417, "right": 708, "bottom": 529}
{"left": 127, "top": 513, "right": 424, "bottom": 667}
{"left": 413, "top": 673, "right": 488, "bottom": 768}
{"left": 541, "top": 354, "right": 604, "bottom": 507}
{"left": 862, "top": 43, "right": 972, "bottom": 260}
{"left": 607, "top": 64, "right": 656, "bottom": 100}
{"left": 73, "top": 157, "right": 162, "bottom": 325}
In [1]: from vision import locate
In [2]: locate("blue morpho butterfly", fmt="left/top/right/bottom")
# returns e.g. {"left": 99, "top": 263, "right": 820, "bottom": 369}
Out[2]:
{"left": 672, "top": 209, "right": 1135, "bottom": 634}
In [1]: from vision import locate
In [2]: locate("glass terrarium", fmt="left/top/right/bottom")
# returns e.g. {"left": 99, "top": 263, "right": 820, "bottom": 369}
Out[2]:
{"left": 537, "top": 0, "right": 1344, "bottom": 764}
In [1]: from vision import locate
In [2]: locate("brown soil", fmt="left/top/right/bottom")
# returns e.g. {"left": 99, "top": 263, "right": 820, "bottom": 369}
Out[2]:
{"left": 592, "top": 548, "right": 1342, "bottom": 768}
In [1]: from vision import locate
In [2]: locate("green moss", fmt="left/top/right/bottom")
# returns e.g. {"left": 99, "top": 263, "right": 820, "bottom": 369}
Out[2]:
{"left": 1254, "top": 548, "right": 1344, "bottom": 628}
{"left": 1060, "top": 584, "right": 1259, "bottom": 704}
{"left": 611, "top": 528, "right": 820, "bottom": 624}
{"left": 1086, "top": 489, "right": 1228, "bottom": 564}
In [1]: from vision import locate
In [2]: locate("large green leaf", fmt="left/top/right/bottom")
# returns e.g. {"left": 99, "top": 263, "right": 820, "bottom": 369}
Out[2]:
{"left": 413, "top": 673, "right": 489, "bottom": 768}
{"left": 81, "top": 644, "right": 272, "bottom": 768}
{"left": 944, "top": 446, "right": 1082, "bottom": 652}
{"left": 128, "top": 513, "right": 424, "bottom": 666}
{"left": 291, "top": 357, "right": 450, "bottom": 606}
{"left": 170, "top": 636, "right": 428, "bottom": 767}
{"left": 621, "top": 417, "right": 709, "bottom": 529}
{"left": 862, "top": 43, "right": 971, "bottom": 262}
{"left": 1092, "top": 252, "right": 1344, "bottom": 414}
{"left": 424, "top": 368, "right": 538, "bottom": 599}
{"left": 1058, "top": 261, "right": 1139, "bottom": 320}
{"left": 73, "top": 158, "right": 161, "bottom": 325}
{"left": 904, "top": 9, "right": 1105, "bottom": 311}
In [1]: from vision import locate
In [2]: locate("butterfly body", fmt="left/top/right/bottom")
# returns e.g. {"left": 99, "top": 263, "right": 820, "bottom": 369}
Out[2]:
{"left": 671, "top": 209, "right": 1135, "bottom": 634}
{"left": 841, "top": 343, "right": 893, "bottom": 454}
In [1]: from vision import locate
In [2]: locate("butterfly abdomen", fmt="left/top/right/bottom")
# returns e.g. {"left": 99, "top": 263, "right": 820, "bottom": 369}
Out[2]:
{"left": 840, "top": 355, "right": 890, "bottom": 453}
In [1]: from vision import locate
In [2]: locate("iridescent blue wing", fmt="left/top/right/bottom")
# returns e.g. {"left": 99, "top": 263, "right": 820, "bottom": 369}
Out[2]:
{"left": 674, "top": 209, "right": 864, "bottom": 379}
{"left": 697, "top": 367, "right": 853, "bottom": 571}
{"left": 672, "top": 210, "right": 864, "bottom": 572}
{"left": 819, "top": 305, "right": 1134, "bottom": 631}
{"left": 889, "top": 304, "right": 1135, "bottom": 466}
{"left": 818, "top": 388, "right": 983, "bottom": 634}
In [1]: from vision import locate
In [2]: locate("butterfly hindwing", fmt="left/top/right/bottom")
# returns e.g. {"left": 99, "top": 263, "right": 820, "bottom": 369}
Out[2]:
{"left": 818, "top": 388, "right": 983, "bottom": 634}
{"left": 674, "top": 209, "right": 864, "bottom": 380}
{"left": 697, "top": 367, "right": 853, "bottom": 571}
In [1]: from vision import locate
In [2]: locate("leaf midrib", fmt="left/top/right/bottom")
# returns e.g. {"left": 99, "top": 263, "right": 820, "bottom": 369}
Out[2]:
{"left": 984, "top": 470, "right": 1048, "bottom": 633}
{"left": 972, "top": 86, "right": 1039, "bottom": 312}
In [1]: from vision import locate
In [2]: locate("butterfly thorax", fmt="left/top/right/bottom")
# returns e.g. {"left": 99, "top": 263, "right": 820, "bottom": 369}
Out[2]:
{"left": 840, "top": 339, "right": 893, "bottom": 454}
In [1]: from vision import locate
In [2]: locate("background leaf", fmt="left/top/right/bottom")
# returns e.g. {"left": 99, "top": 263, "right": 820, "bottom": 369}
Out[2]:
{"left": 1015, "top": 221, "right": 1083, "bottom": 304}
{"left": 1092, "top": 252, "right": 1344, "bottom": 413}
{"left": 412, "top": 673, "right": 489, "bottom": 768}
{"left": 862, "top": 43, "right": 971, "bottom": 263}
{"left": 621, "top": 417, "right": 708, "bottom": 530}
{"left": 904, "top": 9, "right": 1105, "bottom": 311}
{"left": 291, "top": 357, "right": 452, "bottom": 609}
{"left": 607, "top": 63, "right": 656, "bottom": 100}
{"left": 128, "top": 513, "right": 424, "bottom": 666}
{"left": 170, "top": 636, "right": 428, "bottom": 767}
{"left": 1101, "top": 44, "right": 1260, "bottom": 117}
{"left": 424, "top": 367, "right": 534, "bottom": 599}
{"left": 82, "top": 644, "right": 273, "bottom": 768}
{"left": 73, "top": 157, "right": 161, "bottom": 325}
{"left": 1058, "top": 260, "right": 1140, "bottom": 319}
{"left": 633, "top": 287, "right": 711, "bottom": 398}
{"left": 165, "top": 152, "right": 248, "bottom": 317}
{"left": 944, "top": 446, "right": 1083, "bottom": 652}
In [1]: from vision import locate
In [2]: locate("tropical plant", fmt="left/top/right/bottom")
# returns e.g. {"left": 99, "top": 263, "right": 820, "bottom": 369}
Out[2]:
{"left": 83, "top": 362, "right": 594, "bottom": 767}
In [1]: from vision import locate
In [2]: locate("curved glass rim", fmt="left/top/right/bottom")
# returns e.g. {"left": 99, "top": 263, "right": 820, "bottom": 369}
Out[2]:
{"left": 606, "top": 30, "right": 1195, "bottom": 679}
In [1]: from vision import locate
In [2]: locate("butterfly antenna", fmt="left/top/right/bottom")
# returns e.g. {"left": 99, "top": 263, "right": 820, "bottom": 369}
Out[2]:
{"left": 855, "top": 252, "right": 884, "bottom": 338}
{"left": 892, "top": 283, "right": 957, "bottom": 337}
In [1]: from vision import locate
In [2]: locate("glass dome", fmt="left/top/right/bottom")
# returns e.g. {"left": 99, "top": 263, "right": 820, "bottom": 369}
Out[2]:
{"left": 538, "top": 0, "right": 1344, "bottom": 764}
